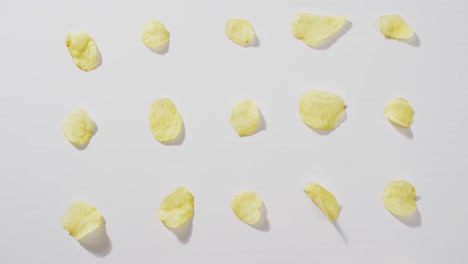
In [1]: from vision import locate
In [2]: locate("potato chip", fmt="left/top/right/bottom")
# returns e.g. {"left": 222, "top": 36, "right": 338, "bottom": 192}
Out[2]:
{"left": 225, "top": 19, "right": 255, "bottom": 46}
{"left": 66, "top": 31, "right": 99, "bottom": 71}
{"left": 384, "top": 98, "right": 414, "bottom": 128}
{"left": 299, "top": 90, "right": 345, "bottom": 130}
{"left": 230, "top": 99, "right": 259, "bottom": 136}
{"left": 142, "top": 20, "right": 170, "bottom": 49}
{"left": 292, "top": 13, "right": 347, "bottom": 46}
{"left": 62, "top": 109, "right": 95, "bottom": 146}
{"left": 383, "top": 180, "right": 417, "bottom": 216}
{"left": 379, "top": 16, "right": 414, "bottom": 40}
{"left": 231, "top": 191, "right": 262, "bottom": 225}
{"left": 158, "top": 187, "right": 194, "bottom": 229}
{"left": 149, "top": 98, "right": 183, "bottom": 143}
{"left": 304, "top": 183, "right": 340, "bottom": 223}
{"left": 62, "top": 201, "right": 103, "bottom": 240}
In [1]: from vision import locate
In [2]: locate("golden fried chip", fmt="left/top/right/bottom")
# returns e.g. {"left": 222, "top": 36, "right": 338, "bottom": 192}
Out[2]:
{"left": 62, "top": 201, "right": 103, "bottom": 240}
{"left": 142, "top": 20, "right": 170, "bottom": 49}
{"left": 62, "top": 109, "right": 95, "bottom": 146}
{"left": 230, "top": 99, "right": 259, "bottom": 137}
{"left": 304, "top": 183, "right": 340, "bottom": 223}
{"left": 149, "top": 98, "right": 183, "bottom": 143}
{"left": 383, "top": 180, "right": 417, "bottom": 216}
{"left": 225, "top": 19, "right": 255, "bottom": 46}
{"left": 231, "top": 191, "right": 262, "bottom": 225}
{"left": 379, "top": 16, "right": 414, "bottom": 40}
{"left": 299, "top": 90, "right": 345, "bottom": 130}
{"left": 384, "top": 98, "right": 414, "bottom": 128}
{"left": 292, "top": 13, "right": 347, "bottom": 46}
{"left": 66, "top": 31, "right": 99, "bottom": 71}
{"left": 158, "top": 187, "right": 194, "bottom": 229}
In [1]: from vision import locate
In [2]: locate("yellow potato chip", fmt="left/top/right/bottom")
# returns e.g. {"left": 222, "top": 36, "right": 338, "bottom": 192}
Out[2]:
{"left": 383, "top": 180, "right": 417, "bottom": 216}
{"left": 384, "top": 98, "right": 414, "bottom": 128}
{"left": 62, "top": 109, "right": 95, "bottom": 146}
{"left": 379, "top": 16, "right": 414, "bottom": 40}
{"left": 299, "top": 90, "right": 345, "bottom": 130}
{"left": 158, "top": 187, "right": 194, "bottom": 229}
{"left": 62, "top": 201, "right": 103, "bottom": 240}
{"left": 225, "top": 19, "right": 255, "bottom": 46}
{"left": 149, "top": 98, "right": 183, "bottom": 143}
{"left": 230, "top": 99, "right": 259, "bottom": 137}
{"left": 66, "top": 31, "right": 99, "bottom": 71}
{"left": 292, "top": 13, "right": 347, "bottom": 46}
{"left": 304, "top": 183, "right": 340, "bottom": 223}
{"left": 142, "top": 20, "right": 170, "bottom": 49}
{"left": 231, "top": 191, "right": 262, "bottom": 225}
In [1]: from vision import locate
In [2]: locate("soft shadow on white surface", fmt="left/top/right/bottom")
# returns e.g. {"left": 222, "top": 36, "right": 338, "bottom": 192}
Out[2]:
{"left": 333, "top": 221, "right": 348, "bottom": 245}
{"left": 73, "top": 122, "right": 98, "bottom": 151}
{"left": 251, "top": 203, "right": 271, "bottom": 232}
{"left": 168, "top": 211, "right": 194, "bottom": 244}
{"left": 310, "top": 111, "right": 347, "bottom": 136}
{"left": 391, "top": 123, "right": 414, "bottom": 140}
{"left": 149, "top": 41, "right": 170, "bottom": 55}
{"left": 79, "top": 218, "right": 112, "bottom": 257}
{"left": 96, "top": 45, "right": 103, "bottom": 68}
{"left": 312, "top": 21, "right": 353, "bottom": 50}
{"left": 401, "top": 33, "right": 420, "bottom": 47}
{"left": 162, "top": 123, "right": 185, "bottom": 146}
{"left": 246, "top": 34, "right": 260, "bottom": 48}
{"left": 395, "top": 209, "right": 422, "bottom": 228}
{"left": 254, "top": 108, "right": 267, "bottom": 134}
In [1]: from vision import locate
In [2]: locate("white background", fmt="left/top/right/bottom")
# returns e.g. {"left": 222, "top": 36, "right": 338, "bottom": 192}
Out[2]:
{"left": 1, "top": 0, "right": 467, "bottom": 263}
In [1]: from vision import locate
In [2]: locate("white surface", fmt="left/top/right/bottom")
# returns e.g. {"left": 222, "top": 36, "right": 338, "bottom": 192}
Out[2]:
{"left": 1, "top": 0, "right": 468, "bottom": 263}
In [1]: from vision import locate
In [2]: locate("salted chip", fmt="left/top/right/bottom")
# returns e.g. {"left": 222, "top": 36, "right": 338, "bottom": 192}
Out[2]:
{"left": 304, "top": 183, "right": 340, "bottom": 223}
{"left": 299, "top": 90, "right": 345, "bottom": 130}
{"left": 383, "top": 180, "right": 417, "bottom": 216}
{"left": 379, "top": 16, "right": 414, "bottom": 40}
{"left": 231, "top": 191, "right": 262, "bottom": 225}
{"left": 62, "top": 201, "right": 103, "bottom": 240}
{"left": 292, "top": 13, "right": 347, "bottom": 46}
{"left": 230, "top": 99, "right": 259, "bottom": 137}
{"left": 142, "top": 20, "right": 170, "bottom": 49}
{"left": 62, "top": 109, "right": 95, "bottom": 146}
{"left": 384, "top": 98, "right": 414, "bottom": 128}
{"left": 225, "top": 19, "right": 255, "bottom": 46}
{"left": 149, "top": 98, "right": 183, "bottom": 143}
{"left": 66, "top": 31, "right": 99, "bottom": 71}
{"left": 158, "top": 187, "right": 194, "bottom": 229}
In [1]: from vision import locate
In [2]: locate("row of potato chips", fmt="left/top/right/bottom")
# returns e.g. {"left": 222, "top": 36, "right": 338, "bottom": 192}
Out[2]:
{"left": 63, "top": 181, "right": 418, "bottom": 242}
{"left": 65, "top": 14, "right": 415, "bottom": 71}
{"left": 62, "top": 93, "right": 414, "bottom": 146}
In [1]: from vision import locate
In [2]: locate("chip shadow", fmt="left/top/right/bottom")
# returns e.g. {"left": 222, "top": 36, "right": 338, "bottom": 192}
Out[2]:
{"left": 391, "top": 122, "right": 414, "bottom": 139}
{"left": 333, "top": 220, "right": 348, "bottom": 245}
{"left": 168, "top": 210, "right": 194, "bottom": 244}
{"left": 311, "top": 21, "right": 353, "bottom": 50}
{"left": 149, "top": 41, "right": 170, "bottom": 55}
{"left": 394, "top": 208, "right": 422, "bottom": 228}
{"left": 73, "top": 121, "right": 99, "bottom": 151}
{"left": 250, "top": 202, "right": 270, "bottom": 232}
{"left": 79, "top": 218, "right": 112, "bottom": 257}
{"left": 245, "top": 34, "right": 260, "bottom": 48}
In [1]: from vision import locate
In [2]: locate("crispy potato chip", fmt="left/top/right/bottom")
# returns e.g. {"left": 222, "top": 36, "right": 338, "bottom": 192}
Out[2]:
{"left": 292, "top": 13, "right": 347, "bottom": 46}
{"left": 230, "top": 99, "right": 259, "bottom": 137}
{"left": 62, "top": 109, "right": 95, "bottom": 146}
{"left": 379, "top": 16, "right": 414, "bottom": 40}
{"left": 225, "top": 19, "right": 255, "bottom": 46}
{"left": 384, "top": 98, "right": 414, "bottom": 128}
{"left": 66, "top": 31, "right": 99, "bottom": 71}
{"left": 299, "top": 90, "right": 345, "bottom": 130}
{"left": 142, "top": 20, "right": 170, "bottom": 49}
{"left": 149, "top": 98, "right": 183, "bottom": 143}
{"left": 383, "top": 180, "right": 417, "bottom": 216}
{"left": 304, "top": 183, "right": 340, "bottom": 223}
{"left": 62, "top": 201, "right": 103, "bottom": 240}
{"left": 231, "top": 191, "right": 262, "bottom": 225}
{"left": 158, "top": 187, "right": 194, "bottom": 229}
